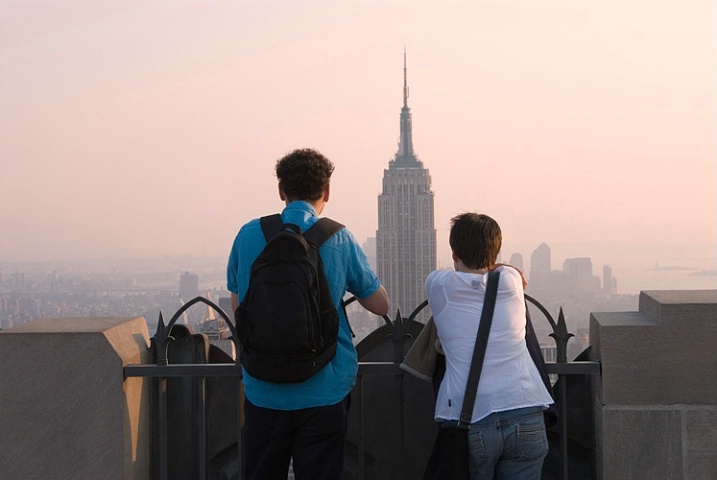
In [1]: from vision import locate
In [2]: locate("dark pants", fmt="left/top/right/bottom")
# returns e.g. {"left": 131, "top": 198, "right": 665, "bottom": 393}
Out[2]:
{"left": 243, "top": 396, "right": 350, "bottom": 480}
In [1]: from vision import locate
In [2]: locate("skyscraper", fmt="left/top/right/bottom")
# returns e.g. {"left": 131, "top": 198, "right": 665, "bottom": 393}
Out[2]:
{"left": 376, "top": 52, "right": 436, "bottom": 322}
{"left": 509, "top": 252, "right": 525, "bottom": 272}
{"left": 530, "top": 243, "right": 552, "bottom": 291}
{"left": 179, "top": 271, "right": 199, "bottom": 301}
{"left": 603, "top": 265, "right": 616, "bottom": 295}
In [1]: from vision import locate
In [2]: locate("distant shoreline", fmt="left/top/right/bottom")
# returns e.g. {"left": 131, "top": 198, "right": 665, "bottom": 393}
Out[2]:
{"left": 646, "top": 266, "right": 697, "bottom": 272}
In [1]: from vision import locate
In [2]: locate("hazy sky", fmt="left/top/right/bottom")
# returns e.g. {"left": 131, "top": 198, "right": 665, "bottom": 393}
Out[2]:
{"left": 1, "top": 1, "right": 715, "bottom": 272}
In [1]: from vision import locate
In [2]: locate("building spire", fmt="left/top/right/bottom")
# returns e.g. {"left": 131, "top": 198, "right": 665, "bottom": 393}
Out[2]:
{"left": 403, "top": 47, "right": 409, "bottom": 108}
{"left": 394, "top": 48, "right": 418, "bottom": 165}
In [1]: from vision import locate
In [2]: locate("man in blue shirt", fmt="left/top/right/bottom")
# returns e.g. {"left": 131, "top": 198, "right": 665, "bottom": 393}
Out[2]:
{"left": 227, "top": 148, "right": 389, "bottom": 480}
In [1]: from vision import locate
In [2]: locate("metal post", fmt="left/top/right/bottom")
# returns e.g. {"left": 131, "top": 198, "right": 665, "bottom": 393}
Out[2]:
{"left": 158, "top": 377, "right": 168, "bottom": 480}
{"left": 558, "top": 374, "right": 568, "bottom": 480}
{"left": 236, "top": 376, "right": 243, "bottom": 480}
{"left": 358, "top": 374, "right": 365, "bottom": 480}
{"left": 198, "top": 377, "right": 207, "bottom": 480}
{"left": 397, "top": 373, "right": 405, "bottom": 480}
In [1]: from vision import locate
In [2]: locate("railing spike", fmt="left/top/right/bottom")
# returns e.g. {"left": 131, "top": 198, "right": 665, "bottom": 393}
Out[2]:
{"left": 549, "top": 306, "right": 574, "bottom": 363}
{"left": 151, "top": 311, "right": 174, "bottom": 367}
{"left": 156, "top": 311, "right": 166, "bottom": 334}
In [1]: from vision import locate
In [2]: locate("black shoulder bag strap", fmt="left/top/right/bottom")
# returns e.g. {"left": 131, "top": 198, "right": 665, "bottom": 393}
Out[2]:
{"left": 524, "top": 304, "right": 554, "bottom": 399}
{"left": 459, "top": 269, "right": 501, "bottom": 426}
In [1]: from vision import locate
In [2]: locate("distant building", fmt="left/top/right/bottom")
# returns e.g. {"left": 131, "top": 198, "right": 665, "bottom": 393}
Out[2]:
{"left": 530, "top": 243, "right": 552, "bottom": 290}
{"left": 48, "top": 270, "right": 59, "bottom": 295}
{"left": 603, "top": 265, "right": 616, "bottom": 295}
{"left": 509, "top": 252, "right": 524, "bottom": 272}
{"left": 376, "top": 52, "right": 436, "bottom": 322}
{"left": 199, "top": 302, "right": 235, "bottom": 358}
{"left": 563, "top": 257, "right": 592, "bottom": 284}
{"left": 362, "top": 237, "right": 377, "bottom": 273}
{"left": 179, "top": 271, "right": 199, "bottom": 301}
{"left": 563, "top": 258, "right": 601, "bottom": 294}
{"left": 10, "top": 272, "right": 24, "bottom": 291}
{"left": 528, "top": 245, "right": 604, "bottom": 297}
{"left": 540, "top": 343, "right": 557, "bottom": 363}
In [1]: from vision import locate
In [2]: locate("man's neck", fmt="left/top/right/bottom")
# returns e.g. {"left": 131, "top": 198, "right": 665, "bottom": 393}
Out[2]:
{"left": 285, "top": 198, "right": 325, "bottom": 215}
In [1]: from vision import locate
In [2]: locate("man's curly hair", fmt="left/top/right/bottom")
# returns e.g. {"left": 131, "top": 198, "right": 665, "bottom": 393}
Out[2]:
{"left": 275, "top": 148, "right": 335, "bottom": 201}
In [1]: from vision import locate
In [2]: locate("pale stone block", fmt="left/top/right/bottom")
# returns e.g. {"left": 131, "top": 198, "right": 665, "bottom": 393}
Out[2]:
{"left": 685, "top": 408, "right": 717, "bottom": 480}
{"left": 639, "top": 290, "right": 717, "bottom": 328}
{"left": 592, "top": 290, "right": 717, "bottom": 480}
{"left": 0, "top": 317, "right": 150, "bottom": 480}
{"left": 598, "top": 406, "right": 683, "bottom": 480}
{"left": 590, "top": 290, "right": 717, "bottom": 405}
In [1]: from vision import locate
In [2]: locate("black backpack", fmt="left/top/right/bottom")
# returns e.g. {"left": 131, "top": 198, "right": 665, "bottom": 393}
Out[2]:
{"left": 235, "top": 214, "right": 344, "bottom": 383}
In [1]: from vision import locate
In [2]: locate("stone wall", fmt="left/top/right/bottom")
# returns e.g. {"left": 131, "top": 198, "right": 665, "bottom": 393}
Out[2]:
{"left": 591, "top": 290, "right": 717, "bottom": 480}
{"left": 0, "top": 317, "right": 150, "bottom": 480}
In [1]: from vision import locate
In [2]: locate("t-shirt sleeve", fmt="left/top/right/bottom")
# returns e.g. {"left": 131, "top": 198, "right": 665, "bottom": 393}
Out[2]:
{"left": 226, "top": 220, "right": 264, "bottom": 297}
{"left": 425, "top": 270, "right": 447, "bottom": 316}
{"left": 497, "top": 265, "right": 524, "bottom": 298}
{"left": 343, "top": 229, "right": 381, "bottom": 299}
{"left": 226, "top": 233, "right": 240, "bottom": 294}
{"left": 425, "top": 270, "right": 438, "bottom": 296}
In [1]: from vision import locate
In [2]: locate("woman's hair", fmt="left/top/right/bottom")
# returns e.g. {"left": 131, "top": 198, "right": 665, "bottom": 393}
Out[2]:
{"left": 449, "top": 213, "right": 502, "bottom": 269}
{"left": 275, "top": 148, "right": 335, "bottom": 201}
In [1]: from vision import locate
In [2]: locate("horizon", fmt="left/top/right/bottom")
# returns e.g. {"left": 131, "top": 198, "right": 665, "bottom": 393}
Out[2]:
{"left": 1, "top": 1, "right": 715, "bottom": 284}
{"left": 2, "top": 238, "right": 714, "bottom": 296}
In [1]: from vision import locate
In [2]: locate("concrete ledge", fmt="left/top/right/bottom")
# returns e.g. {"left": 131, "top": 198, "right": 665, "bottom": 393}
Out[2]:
{"left": 685, "top": 407, "right": 717, "bottom": 479}
{"left": 597, "top": 405, "right": 683, "bottom": 480}
{"left": 591, "top": 290, "right": 717, "bottom": 480}
{"left": 640, "top": 290, "right": 717, "bottom": 327}
{"left": 596, "top": 405, "right": 717, "bottom": 480}
{"left": 0, "top": 317, "right": 150, "bottom": 480}
{"left": 591, "top": 290, "right": 717, "bottom": 405}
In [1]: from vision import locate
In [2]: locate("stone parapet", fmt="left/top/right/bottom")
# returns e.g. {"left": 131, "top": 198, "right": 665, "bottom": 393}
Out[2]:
{"left": 592, "top": 290, "right": 717, "bottom": 405}
{"left": 591, "top": 290, "right": 717, "bottom": 480}
{"left": 0, "top": 317, "right": 151, "bottom": 480}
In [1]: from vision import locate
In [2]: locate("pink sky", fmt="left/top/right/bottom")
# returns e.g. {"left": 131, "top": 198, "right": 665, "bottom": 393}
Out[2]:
{"left": 1, "top": 0, "right": 715, "bottom": 274}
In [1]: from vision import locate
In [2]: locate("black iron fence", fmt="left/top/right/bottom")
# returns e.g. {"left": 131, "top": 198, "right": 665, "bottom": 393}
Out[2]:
{"left": 124, "top": 295, "right": 600, "bottom": 480}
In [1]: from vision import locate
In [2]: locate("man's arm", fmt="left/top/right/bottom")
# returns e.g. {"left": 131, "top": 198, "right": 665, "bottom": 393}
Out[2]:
{"left": 230, "top": 292, "right": 239, "bottom": 312}
{"left": 356, "top": 285, "right": 389, "bottom": 316}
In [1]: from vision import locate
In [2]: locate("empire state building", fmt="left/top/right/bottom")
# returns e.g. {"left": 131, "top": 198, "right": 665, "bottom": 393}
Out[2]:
{"left": 376, "top": 53, "right": 437, "bottom": 322}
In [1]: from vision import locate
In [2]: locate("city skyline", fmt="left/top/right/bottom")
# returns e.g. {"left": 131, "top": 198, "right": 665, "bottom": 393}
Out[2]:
{"left": 1, "top": 1, "right": 715, "bottom": 283}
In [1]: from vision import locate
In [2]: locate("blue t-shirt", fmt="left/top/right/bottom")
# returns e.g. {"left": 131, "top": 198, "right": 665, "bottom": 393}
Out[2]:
{"left": 227, "top": 201, "right": 381, "bottom": 410}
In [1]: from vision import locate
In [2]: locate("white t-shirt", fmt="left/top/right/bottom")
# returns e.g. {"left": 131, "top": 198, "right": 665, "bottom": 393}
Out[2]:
{"left": 426, "top": 266, "right": 554, "bottom": 422}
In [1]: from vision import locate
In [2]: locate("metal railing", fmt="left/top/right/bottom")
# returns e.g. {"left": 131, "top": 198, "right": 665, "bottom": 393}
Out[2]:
{"left": 125, "top": 297, "right": 242, "bottom": 480}
{"left": 125, "top": 294, "right": 600, "bottom": 480}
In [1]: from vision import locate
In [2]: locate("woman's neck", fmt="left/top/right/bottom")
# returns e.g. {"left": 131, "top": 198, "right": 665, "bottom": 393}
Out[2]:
{"left": 453, "top": 258, "right": 491, "bottom": 274}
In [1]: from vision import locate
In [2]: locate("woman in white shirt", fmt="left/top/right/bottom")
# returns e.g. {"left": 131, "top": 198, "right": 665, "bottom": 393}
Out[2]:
{"left": 425, "top": 213, "right": 553, "bottom": 480}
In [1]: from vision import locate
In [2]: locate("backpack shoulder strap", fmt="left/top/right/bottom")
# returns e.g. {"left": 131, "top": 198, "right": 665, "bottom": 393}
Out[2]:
{"left": 303, "top": 218, "right": 344, "bottom": 247}
{"left": 303, "top": 217, "right": 353, "bottom": 337}
{"left": 259, "top": 214, "right": 284, "bottom": 242}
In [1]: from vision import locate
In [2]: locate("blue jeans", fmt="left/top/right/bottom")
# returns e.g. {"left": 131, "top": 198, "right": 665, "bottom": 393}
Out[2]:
{"left": 460, "top": 406, "right": 548, "bottom": 480}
